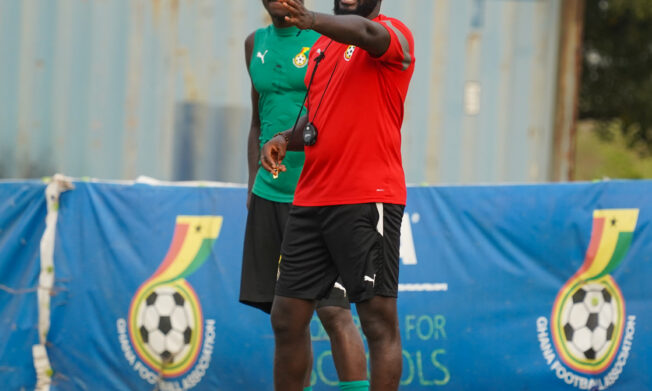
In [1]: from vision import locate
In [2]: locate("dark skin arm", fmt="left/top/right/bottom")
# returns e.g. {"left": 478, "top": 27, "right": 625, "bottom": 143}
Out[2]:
{"left": 281, "top": 0, "right": 390, "bottom": 57}
{"left": 245, "top": 32, "right": 261, "bottom": 208}
{"left": 260, "top": 116, "right": 308, "bottom": 176}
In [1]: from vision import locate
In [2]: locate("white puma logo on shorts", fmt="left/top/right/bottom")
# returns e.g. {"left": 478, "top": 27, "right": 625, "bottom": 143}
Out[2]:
{"left": 334, "top": 281, "right": 347, "bottom": 296}
{"left": 364, "top": 274, "right": 376, "bottom": 287}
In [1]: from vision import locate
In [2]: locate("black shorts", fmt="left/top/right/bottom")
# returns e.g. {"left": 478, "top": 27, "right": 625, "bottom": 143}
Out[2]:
{"left": 276, "top": 203, "right": 404, "bottom": 303}
{"left": 239, "top": 194, "right": 350, "bottom": 313}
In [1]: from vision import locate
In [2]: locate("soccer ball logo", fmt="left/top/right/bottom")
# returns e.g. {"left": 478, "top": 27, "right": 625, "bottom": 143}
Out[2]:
{"left": 293, "top": 53, "right": 308, "bottom": 68}
{"left": 560, "top": 283, "right": 618, "bottom": 361}
{"left": 293, "top": 47, "right": 310, "bottom": 68}
{"left": 137, "top": 285, "right": 195, "bottom": 364}
{"left": 344, "top": 45, "right": 356, "bottom": 61}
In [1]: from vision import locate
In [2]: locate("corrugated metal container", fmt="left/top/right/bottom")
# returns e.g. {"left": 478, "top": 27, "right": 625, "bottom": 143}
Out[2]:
{"left": 0, "top": 0, "right": 576, "bottom": 184}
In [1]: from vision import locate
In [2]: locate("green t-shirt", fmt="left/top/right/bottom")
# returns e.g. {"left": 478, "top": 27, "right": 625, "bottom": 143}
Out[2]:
{"left": 249, "top": 25, "right": 319, "bottom": 203}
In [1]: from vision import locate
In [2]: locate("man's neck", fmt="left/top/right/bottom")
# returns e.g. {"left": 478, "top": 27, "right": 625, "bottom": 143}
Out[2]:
{"left": 366, "top": 11, "right": 380, "bottom": 19}
{"left": 366, "top": 3, "right": 382, "bottom": 19}
{"left": 271, "top": 16, "right": 292, "bottom": 28}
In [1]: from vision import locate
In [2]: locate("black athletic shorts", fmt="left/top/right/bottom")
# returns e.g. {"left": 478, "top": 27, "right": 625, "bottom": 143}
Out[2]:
{"left": 239, "top": 194, "right": 350, "bottom": 313}
{"left": 276, "top": 203, "right": 404, "bottom": 303}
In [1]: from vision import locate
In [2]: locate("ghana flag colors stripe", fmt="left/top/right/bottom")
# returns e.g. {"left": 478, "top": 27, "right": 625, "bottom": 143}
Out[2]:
{"left": 550, "top": 209, "right": 638, "bottom": 373}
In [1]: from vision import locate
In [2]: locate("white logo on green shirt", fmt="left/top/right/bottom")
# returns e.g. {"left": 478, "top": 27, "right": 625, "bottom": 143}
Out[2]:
{"left": 257, "top": 50, "right": 268, "bottom": 64}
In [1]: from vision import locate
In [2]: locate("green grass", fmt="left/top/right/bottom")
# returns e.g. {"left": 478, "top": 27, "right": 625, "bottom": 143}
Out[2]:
{"left": 574, "top": 121, "right": 652, "bottom": 180}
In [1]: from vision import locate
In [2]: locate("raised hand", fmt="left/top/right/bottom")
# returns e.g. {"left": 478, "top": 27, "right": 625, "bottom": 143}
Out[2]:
{"left": 281, "top": 0, "right": 315, "bottom": 30}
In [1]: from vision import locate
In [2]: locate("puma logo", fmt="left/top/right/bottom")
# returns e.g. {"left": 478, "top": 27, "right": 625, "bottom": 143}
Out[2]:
{"left": 364, "top": 274, "right": 376, "bottom": 287}
{"left": 257, "top": 50, "right": 268, "bottom": 64}
{"left": 334, "top": 281, "right": 347, "bottom": 296}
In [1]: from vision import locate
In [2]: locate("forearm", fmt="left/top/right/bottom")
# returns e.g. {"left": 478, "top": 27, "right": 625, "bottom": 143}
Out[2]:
{"left": 276, "top": 115, "right": 308, "bottom": 151}
{"left": 310, "top": 13, "right": 389, "bottom": 56}
{"left": 314, "top": 14, "right": 369, "bottom": 45}
{"left": 280, "top": 0, "right": 390, "bottom": 56}
{"left": 247, "top": 126, "right": 260, "bottom": 192}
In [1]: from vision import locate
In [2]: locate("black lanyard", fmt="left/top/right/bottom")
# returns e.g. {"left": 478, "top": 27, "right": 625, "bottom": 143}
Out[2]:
{"left": 289, "top": 40, "right": 336, "bottom": 140}
{"left": 306, "top": 41, "right": 340, "bottom": 125}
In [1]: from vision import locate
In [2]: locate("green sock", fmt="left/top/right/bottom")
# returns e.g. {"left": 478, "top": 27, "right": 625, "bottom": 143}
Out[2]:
{"left": 303, "top": 387, "right": 313, "bottom": 391}
{"left": 339, "top": 380, "right": 370, "bottom": 390}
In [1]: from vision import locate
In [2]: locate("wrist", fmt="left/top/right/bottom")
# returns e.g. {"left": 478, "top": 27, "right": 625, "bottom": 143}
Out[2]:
{"left": 273, "top": 132, "right": 289, "bottom": 144}
{"left": 310, "top": 11, "right": 316, "bottom": 29}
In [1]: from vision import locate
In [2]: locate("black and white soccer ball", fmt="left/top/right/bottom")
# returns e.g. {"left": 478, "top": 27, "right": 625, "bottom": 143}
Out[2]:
{"left": 560, "top": 283, "right": 617, "bottom": 360}
{"left": 294, "top": 54, "right": 307, "bottom": 67}
{"left": 344, "top": 45, "right": 355, "bottom": 60}
{"left": 137, "top": 285, "right": 195, "bottom": 364}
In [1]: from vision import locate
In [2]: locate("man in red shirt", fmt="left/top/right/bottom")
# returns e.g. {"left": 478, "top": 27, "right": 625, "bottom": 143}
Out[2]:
{"left": 261, "top": 0, "right": 415, "bottom": 389}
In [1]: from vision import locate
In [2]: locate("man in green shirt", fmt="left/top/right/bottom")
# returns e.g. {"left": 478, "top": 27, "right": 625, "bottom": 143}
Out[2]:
{"left": 239, "top": 1, "right": 368, "bottom": 390}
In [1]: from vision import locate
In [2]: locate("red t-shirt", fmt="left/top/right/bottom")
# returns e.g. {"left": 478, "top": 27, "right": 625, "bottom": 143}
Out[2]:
{"left": 292, "top": 14, "right": 415, "bottom": 206}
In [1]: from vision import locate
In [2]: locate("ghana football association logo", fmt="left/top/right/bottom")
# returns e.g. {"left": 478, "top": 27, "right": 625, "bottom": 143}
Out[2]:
{"left": 537, "top": 209, "right": 638, "bottom": 390}
{"left": 117, "top": 216, "right": 222, "bottom": 390}
{"left": 293, "top": 47, "right": 310, "bottom": 68}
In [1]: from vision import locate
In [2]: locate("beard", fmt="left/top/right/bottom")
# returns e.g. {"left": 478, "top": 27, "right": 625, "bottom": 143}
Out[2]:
{"left": 333, "top": 0, "right": 380, "bottom": 17}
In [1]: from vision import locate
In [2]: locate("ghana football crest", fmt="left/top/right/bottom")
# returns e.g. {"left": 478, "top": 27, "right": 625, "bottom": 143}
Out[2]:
{"left": 116, "top": 216, "right": 222, "bottom": 389}
{"left": 293, "top": 47, "right": 310, "bottom": 68}
{"left": 537, "top": 209, "right": 638, "bottom": 390}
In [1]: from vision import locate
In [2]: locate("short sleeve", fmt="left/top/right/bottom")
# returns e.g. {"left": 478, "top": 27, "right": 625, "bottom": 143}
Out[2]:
{"left": 377, "top": 18, "right": 415, "bottom": 71}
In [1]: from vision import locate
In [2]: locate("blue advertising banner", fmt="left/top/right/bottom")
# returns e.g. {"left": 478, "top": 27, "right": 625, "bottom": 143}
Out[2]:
{"left": 397, "top": 181, "right": 651, "bottom": 390}
{"left": 18, "top": 180, "right": 652, "bottom": 390}
{"left": 47, "top": 182, "right": 268, "bottom": 390}
{"left": 0, "top": 181, "right": 47, "bottom": 390}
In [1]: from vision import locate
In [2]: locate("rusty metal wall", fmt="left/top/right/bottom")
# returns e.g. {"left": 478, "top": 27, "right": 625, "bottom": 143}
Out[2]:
{"left": 0, "top": 0, "right": 573, "bottom": 184}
